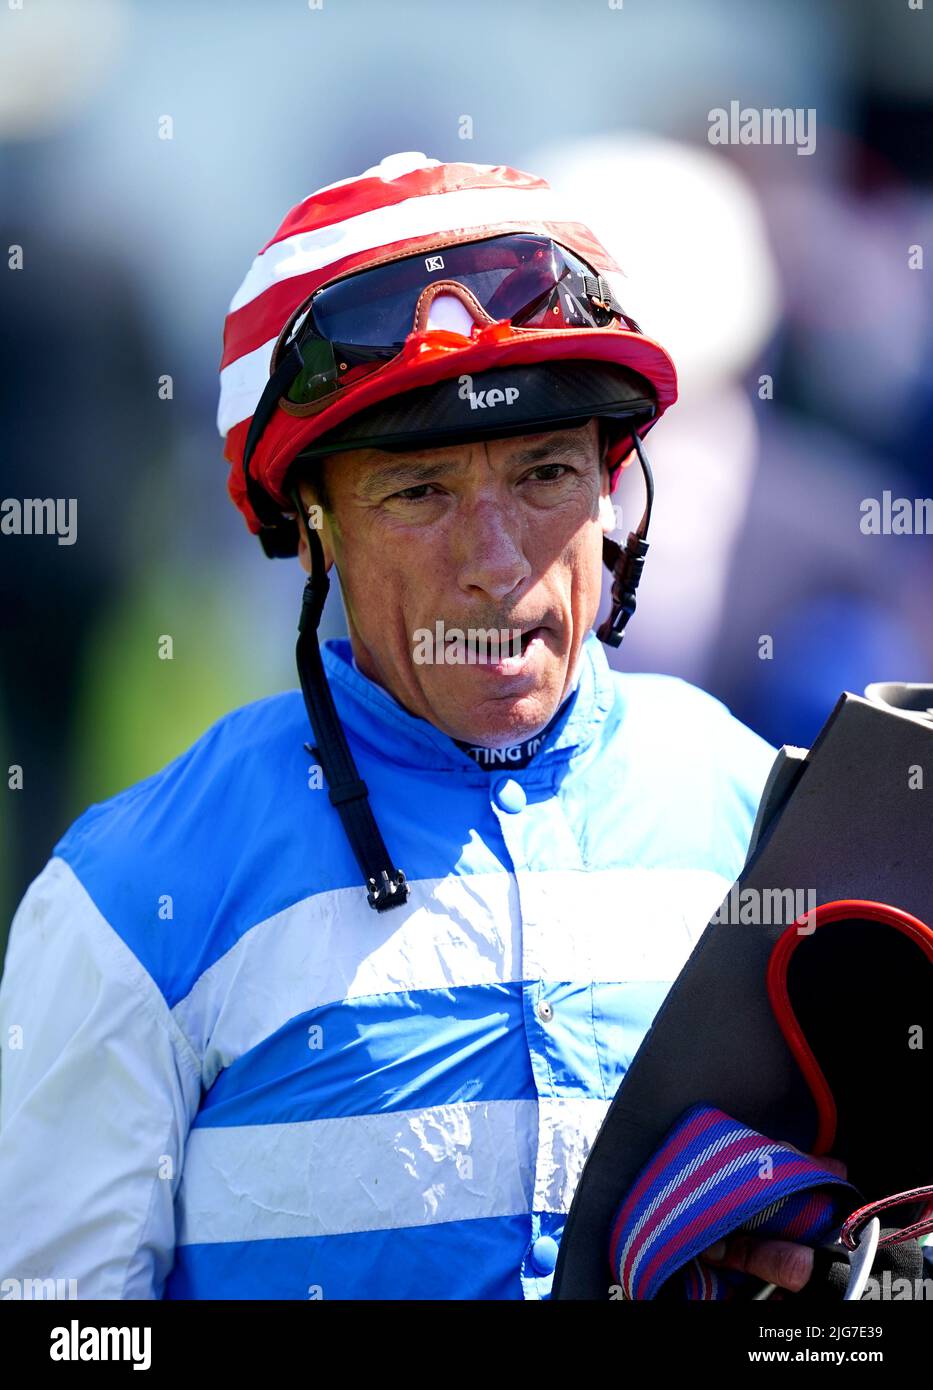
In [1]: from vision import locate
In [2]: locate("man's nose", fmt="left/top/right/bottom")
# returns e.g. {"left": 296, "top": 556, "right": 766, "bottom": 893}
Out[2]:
{"left": 455, "top": 498, "right": 531, "bottom": 602}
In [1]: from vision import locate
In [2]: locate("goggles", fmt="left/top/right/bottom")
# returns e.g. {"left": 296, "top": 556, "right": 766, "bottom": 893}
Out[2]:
{"left": 273, "top": 233, "right": 641, "bottom": 408}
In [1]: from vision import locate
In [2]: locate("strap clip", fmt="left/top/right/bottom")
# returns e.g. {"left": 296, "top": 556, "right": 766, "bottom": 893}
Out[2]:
{"left": 367, "top": 868, "right": 409, "bottom": 912}
{"left": 843, "top": 1216, "right": 881, "bottom": 1301}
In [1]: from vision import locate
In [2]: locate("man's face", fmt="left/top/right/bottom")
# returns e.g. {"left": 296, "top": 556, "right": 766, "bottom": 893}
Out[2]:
{"left": 297, "top": 417, "right": 617, "bottom": 748}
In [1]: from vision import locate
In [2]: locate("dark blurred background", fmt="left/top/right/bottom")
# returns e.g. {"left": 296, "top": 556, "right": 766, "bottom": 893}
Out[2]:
{"left": 1, "top": 0, "right": 931, "bottom": 961}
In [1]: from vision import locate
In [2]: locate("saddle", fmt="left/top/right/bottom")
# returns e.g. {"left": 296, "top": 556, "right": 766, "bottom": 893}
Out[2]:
{"left": 553, "top": 684, "right": 933, "bottom": 1301}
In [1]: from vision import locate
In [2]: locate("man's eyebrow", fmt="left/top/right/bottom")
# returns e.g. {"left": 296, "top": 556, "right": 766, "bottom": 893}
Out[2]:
{"left": 357, "top": 459, "right": 458, "bottom": 498}
{"left": 358, "top": 431, "right": 593, "bottom": 498}
{"left": 507, "top": 432, "right": 594, "bottom": 466}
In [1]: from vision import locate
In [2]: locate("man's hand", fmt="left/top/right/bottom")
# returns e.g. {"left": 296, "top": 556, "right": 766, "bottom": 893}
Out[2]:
{"left": 700, "top": 1153, "right": 848, "bottom": 1293}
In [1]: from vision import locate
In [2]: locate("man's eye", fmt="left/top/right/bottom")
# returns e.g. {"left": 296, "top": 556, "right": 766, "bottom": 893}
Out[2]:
{"left": 392, "top": 484, "right": 436, "bottom": 501}
{"left": 528, "top": 463, "right": 571, "bottom": 483}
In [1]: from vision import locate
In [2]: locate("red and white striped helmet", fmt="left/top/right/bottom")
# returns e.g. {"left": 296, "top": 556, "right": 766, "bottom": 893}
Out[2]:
{"left": 218, "top": 151, "right": 678, "bottom": 541}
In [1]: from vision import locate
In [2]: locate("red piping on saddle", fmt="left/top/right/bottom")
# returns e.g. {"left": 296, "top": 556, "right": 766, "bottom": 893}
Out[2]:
{"left": 766, "top": 898, "right": 933, "bottom": 1249}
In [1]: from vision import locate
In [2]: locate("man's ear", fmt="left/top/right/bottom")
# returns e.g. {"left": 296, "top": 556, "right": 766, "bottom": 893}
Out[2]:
{"left": 295, "top": 481, "right": 335, "bottom": 575}
{"left": 597, "top": 429, "right": 619, "bottom": 536}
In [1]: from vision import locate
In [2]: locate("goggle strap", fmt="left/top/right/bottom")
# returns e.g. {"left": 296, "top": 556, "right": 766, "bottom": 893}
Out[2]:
{"left": 242, "top": 341, "right": 306, "bottom": 529}
{"left": 582, "top": 272, "right": 622, "bottom": 315}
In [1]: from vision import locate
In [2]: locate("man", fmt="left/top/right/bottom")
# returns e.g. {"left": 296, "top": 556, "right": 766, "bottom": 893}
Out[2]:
{"left": 1, "top": 152, "right": 811, "bottom": 1300}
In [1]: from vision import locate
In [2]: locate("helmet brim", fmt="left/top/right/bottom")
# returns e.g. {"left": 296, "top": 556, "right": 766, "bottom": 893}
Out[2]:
{"left": 292, "top": 359, "right": 656, "bottom": 461}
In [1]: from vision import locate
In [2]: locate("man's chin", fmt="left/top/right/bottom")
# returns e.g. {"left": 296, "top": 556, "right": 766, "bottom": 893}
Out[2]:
{"left": 430, "top": 662, "right": 567, "bottom": 747}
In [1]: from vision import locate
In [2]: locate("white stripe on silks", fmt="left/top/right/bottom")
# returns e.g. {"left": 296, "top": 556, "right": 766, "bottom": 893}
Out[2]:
{"left": 171, "top": 868, "right": 729, "bottom": 1089}
{"left": 175, "top": 1098, "right": 538, "bottom": 1245}
{"left": 172, "top": 871, "right": 521, "bottom": 1089}
{"left": 534, "top": 1097, "right": 613, "bottom": 1214}
{"left": 513, "top": 867, "right": 730, "bottom": 984}
{"left": 228, "top": 184, "right": 574, "bottom": 315}
{"left": 216, "top": 334, "right": 277, "bottom": 436}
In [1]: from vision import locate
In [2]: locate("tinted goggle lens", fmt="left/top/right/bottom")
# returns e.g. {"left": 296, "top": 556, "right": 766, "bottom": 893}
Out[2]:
{"left": 280, "top": 234, "right": 635, "bottom": 406}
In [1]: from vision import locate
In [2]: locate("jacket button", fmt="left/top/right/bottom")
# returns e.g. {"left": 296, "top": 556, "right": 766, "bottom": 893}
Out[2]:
{"left": 493, "top": 777, "right": 526, "bottom": 813}
{"left": 537, "top": 1000, "right": 553, "bottom": 1023}
{"left": 530, "top": 1235, "right": 559, "bottom": 1274}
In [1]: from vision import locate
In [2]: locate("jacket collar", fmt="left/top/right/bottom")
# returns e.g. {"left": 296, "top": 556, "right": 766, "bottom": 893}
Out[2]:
{"left": 320, "top": 629, "right": 616, "bottom": 776}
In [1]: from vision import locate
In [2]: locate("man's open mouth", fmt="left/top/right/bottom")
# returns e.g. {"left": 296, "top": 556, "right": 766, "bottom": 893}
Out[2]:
{"left": 519, "top": 625, "right": 546, "bottom": 653}
{"left": 459, "top": 624, "right": 548, "bottom": 664}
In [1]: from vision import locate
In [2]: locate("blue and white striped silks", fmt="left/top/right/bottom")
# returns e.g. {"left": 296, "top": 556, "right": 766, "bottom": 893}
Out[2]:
{"left": 0, "top": 631, "right": 777, "bottom": 1300}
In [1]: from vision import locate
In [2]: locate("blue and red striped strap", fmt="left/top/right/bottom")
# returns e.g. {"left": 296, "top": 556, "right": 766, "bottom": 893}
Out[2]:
{"left": 608, "top": 1104, "right": 854, "bottom": 1301}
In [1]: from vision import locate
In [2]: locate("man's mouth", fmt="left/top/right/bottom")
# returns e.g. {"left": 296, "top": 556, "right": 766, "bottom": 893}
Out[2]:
{"left": 461, "top": 622, "right": 551, "bottom": 671}
{"left": 519, "top": 625, "right": 546, "bottom": 654}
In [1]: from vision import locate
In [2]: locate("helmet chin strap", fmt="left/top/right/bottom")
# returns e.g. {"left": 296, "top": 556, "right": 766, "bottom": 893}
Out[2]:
{"left": 290, "top": 488, "right": 410, "bottom": 913}
{"left": 240, "top": 339, "right": 410, "bottom": 910}
{"left": 597, "top": 426, "right": 654, "bottom": 648}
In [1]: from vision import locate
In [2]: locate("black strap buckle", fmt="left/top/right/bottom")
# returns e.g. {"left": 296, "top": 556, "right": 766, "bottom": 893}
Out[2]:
{"left": 367, "top": 868, "right": 409, "bottom": 912}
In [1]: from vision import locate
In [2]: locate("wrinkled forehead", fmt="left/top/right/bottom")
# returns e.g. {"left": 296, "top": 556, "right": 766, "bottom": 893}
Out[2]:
{"left": 338, "top": 419, "right": 602, "bottom": 484}
{"left": 294, "top": 422, "right": 611, "bottom": 516}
